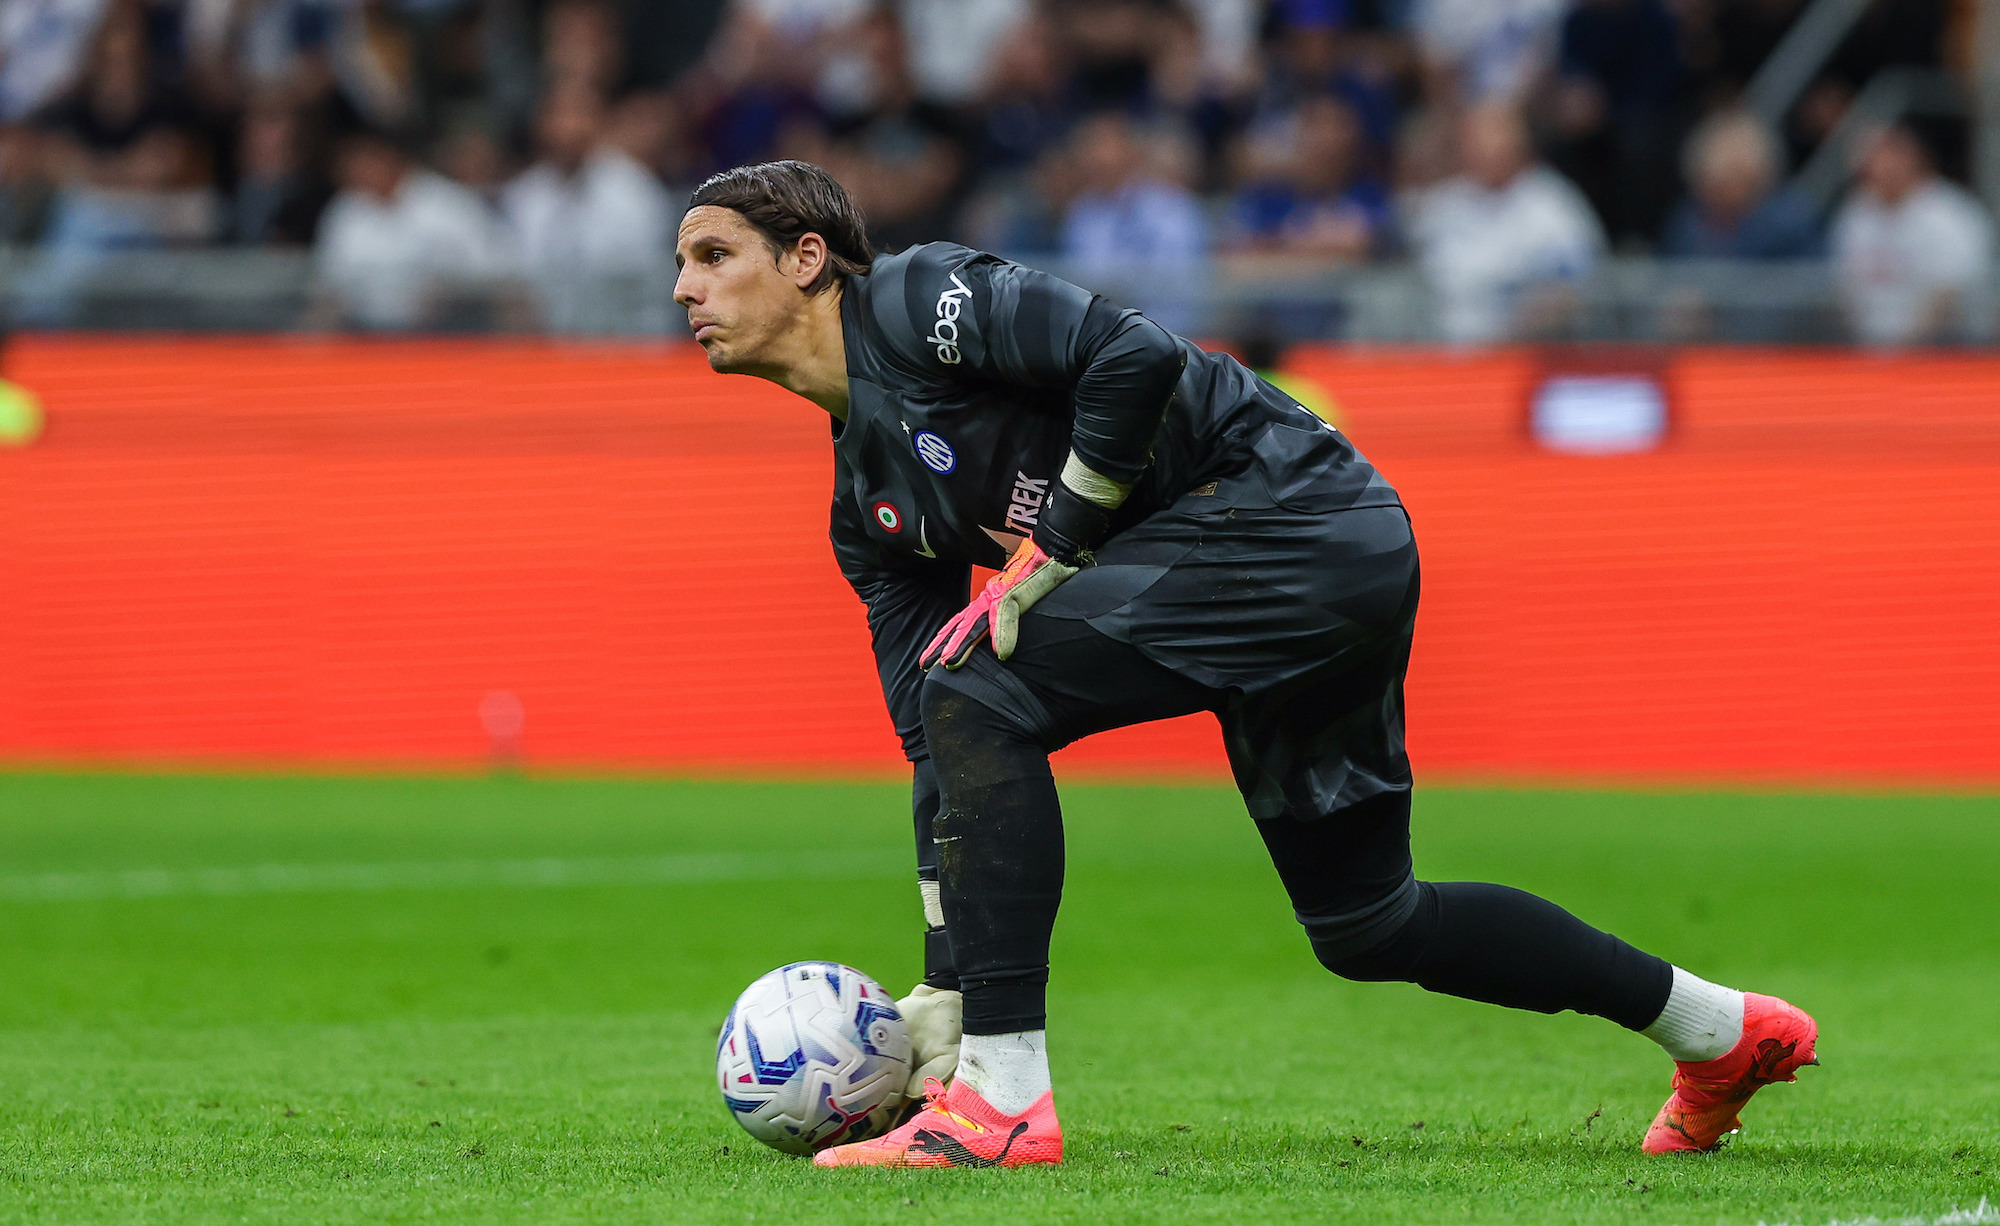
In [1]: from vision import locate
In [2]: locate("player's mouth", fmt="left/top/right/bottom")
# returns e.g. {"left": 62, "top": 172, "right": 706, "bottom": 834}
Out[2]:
{"left": 689, "top": 318, "right": 719, "bottom": 343}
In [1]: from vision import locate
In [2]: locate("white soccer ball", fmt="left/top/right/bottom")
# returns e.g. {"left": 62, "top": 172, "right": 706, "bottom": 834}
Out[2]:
{"left": 716, "top": 961, "right": 911, "bottom": 1155}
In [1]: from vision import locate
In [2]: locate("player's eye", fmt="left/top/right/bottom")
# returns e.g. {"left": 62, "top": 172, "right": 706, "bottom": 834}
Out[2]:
{"left": 707, "top": 249, "right": 726, "bottom": 263}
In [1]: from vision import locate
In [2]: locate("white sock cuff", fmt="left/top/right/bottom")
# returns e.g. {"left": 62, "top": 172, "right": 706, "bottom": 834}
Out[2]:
{"left": 956, "top": 1030, "right": 1050, "bottom": 1116}
{"left": 1642, "top": 966, "right": 1745, "bottom": 1063}
{"left": 960, "top": 1029, "right": 1046, "bottom": 1059}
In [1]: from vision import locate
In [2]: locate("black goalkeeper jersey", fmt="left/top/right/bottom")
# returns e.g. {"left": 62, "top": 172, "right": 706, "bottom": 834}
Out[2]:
{"left": 831, "top": 242, "right": 1402, "bottom": 762}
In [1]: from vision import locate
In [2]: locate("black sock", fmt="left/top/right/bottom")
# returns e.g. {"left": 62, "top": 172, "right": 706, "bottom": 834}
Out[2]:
{"left": 1329, "top": 881, "right": 1672, "bottom": 1031}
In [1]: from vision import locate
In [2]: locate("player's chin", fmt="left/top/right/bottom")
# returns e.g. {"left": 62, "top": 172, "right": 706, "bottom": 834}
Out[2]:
{"left": 697, "top": 338, "right": 734, "bottom": 372}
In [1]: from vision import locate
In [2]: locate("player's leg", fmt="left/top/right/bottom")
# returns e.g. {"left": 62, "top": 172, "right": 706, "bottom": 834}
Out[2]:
{"left": 1196, "top": 489, "right": 1818, "bottom": 1153}
{"left": 1255, "top": 798, "right": 1817, "bottom": 1152}
{"left": 1255, "top": 793, "right": 1675, "bottom": 1026}
{"left": 815, "top": 613, "right": 1220, "bottom": 1169}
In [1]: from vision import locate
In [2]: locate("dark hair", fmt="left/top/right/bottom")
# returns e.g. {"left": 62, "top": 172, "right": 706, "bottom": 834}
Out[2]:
{"left": 689, "top": 161, "right": 873, "bottom": 294}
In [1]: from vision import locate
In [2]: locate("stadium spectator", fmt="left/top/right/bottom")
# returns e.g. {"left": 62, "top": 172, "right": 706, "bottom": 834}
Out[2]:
{"left": 0, "top": 124, "right": 56, "bottom": 243}
{"left": 1225, "top": 94, "right": 1386, "bottom": 262}
{"left": 1403, "top": 103, "right": 1604, "bottom": 343}
{"left": 35, "top": 0, "right": 217, "bottom": 250}
{"left": 11, "top": 0, "right": 1994, "bottom": 346}
{"left": 434, "top": 118, "right": 510, "bottom": 205}
{"left": 1057, "top": 110, "right": 1207, "bottom": 333}
{"left": 602, "top": 89, "right": 699, "bottom": 189}
{"left": 502, "top": 83, "right": 673, "bottom": 333}
{"left": 968, "top": 11, "right": 1072, "bottom": 172}
{"left": 1257, "top": 0, "right": 1402, "bottom": 157}
{"left": 1060, "top": 111, "right": 1207, "bottom": 266}
{"left": 1832, "top": 123, "right": 1995, "bottom": 347}
{"left": 1391, "top": 105, "right": 1458, "bottom": 197}
{"left": 229, "top": 92, "right": 331, "bottom": 245}
{"left": 540, "top": 0, "right": 627, "bottom": 99}
{"left": 1545, "top": 0, "right": 1687, "bottom": 246}
{"left": 1661, "top": 109, "right": 1819, "bottom": 259}
{"left": 310, "top": 128, "right": 517, "bottom": 330}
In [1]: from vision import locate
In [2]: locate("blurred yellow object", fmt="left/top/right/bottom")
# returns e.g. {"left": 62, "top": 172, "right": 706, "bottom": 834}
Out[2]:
{"left": 0, "top": 378, "right": 43, "bottom": 446}
{"left": 1262, "top": 369, "right": 1343, "bottom": 429}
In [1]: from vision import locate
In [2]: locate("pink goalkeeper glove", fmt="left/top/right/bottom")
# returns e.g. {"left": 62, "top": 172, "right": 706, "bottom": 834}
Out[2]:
{"left": 919, "top": 538, "right": 1080, "bottom": 670}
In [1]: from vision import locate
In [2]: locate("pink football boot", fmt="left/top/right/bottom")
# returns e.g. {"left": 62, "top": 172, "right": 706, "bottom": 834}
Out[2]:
{"left": 1644, "top": 992, "right": 1819, "bottom": 1154}
{"left": 813, "top": 1077, "right": 1062, "bottom": 1168}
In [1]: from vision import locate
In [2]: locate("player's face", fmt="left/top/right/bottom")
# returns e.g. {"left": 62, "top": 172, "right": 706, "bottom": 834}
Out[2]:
{"left": 673, "top": 206, "right": 806, "bottom": 374}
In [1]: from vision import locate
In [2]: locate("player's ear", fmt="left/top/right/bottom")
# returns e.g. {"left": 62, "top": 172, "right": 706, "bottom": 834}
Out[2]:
{"left": 791, "top": 233, "right": 828, "bottom": 291}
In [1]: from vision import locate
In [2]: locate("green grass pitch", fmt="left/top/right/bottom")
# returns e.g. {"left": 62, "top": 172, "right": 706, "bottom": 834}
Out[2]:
{"left": 0, "top": 770, "right": 1994, "bottom": 1225}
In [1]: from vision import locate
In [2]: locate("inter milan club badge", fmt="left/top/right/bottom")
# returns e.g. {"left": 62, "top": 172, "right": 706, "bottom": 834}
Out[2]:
{"left": 873, "top": 502, "right": 902, "bottom": 532}
{"left": 913, "top": 430, "right": 956, "bottom": 474}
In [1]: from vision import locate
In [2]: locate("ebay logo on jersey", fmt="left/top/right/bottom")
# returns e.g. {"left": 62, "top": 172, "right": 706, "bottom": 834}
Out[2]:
{"left": 928, "top": 272, "right": 972, "bottom": 365}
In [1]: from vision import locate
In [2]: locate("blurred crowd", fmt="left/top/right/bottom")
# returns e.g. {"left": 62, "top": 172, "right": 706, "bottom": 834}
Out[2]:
{"left": 0, "top": 0, "right": 1991, "bottom": 342}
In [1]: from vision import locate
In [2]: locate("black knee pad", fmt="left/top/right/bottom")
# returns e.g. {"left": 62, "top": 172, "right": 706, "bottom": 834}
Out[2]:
{"left": 1302, "top": 877, "right": 1436, "bottom": 983}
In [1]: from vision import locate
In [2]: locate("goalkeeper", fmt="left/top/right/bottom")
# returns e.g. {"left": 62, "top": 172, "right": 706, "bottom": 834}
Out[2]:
{"left": 673, "top": 161, "right": 1817, "bottom": 1169}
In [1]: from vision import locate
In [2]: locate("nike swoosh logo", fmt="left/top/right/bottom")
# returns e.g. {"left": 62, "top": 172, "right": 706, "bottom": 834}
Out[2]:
{"left": 915, "top": 517, "right": 937, "bottom": 559}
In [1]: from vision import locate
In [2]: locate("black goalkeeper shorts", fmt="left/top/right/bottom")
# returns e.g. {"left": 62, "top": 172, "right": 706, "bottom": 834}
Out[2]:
{"left": 931, "top": 425, "right": 1420, "bottom": 824}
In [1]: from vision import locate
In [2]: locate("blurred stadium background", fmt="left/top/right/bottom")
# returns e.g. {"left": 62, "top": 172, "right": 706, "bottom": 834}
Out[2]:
{"left": 0, "top": 0, "right": 1997, "bottom": 779}
{"left": 1, "top": 0, "right": 1999, "bottom": 343}
{"left": 2, "top": 3, "right": 1999, "bottom": 1222}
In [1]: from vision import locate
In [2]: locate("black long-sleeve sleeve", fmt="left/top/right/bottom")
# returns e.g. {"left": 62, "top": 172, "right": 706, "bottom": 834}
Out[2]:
{"left": 833, "top": 469, "right": 969, "bottom": 986}
{"left": 830, "top": 465, "right": 969, "bottom": 763}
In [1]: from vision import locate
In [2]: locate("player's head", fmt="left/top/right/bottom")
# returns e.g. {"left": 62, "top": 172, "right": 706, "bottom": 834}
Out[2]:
{"left": 674, "top": 161, "right": 873, "bottom": 374}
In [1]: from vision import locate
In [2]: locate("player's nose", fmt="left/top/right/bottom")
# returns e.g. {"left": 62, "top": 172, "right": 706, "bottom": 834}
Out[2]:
{"left": 672, "top": 266, "right": 701, "bottom": 307}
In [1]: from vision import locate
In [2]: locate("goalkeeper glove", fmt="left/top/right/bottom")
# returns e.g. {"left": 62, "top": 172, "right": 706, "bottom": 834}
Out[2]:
{"left": 896, "top": 983, "right": 962, "bottom": 1100}
{"left": 919, "top": 537, "right": 1075, "bottom": 669}
{"left": 918, "top": 453, "right": 1129, "bottom": 670}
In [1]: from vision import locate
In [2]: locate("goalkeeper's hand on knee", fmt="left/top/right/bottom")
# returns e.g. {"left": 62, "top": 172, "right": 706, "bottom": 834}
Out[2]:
{"left": 919, "top": 539, "right": 1077, "bottom": 669}
{"left": 896, "top": 983, "right": 962, "bottom": 1100}
{"left": 918, "top": 458, "right": 1125, "bottom": 670}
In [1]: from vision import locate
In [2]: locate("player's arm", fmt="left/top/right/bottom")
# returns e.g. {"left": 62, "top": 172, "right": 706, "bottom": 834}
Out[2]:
{"left": 831, "top": 484, "right": 968, "bottom": 952}
{"left": 831, "top": 485, "right": 969, "bottom": 1093}
{"left": 958, "top": 253, "right": 1188, "bottom": 563}
{"left": 887, "top": 246, "right": 1186, "bottom": 666}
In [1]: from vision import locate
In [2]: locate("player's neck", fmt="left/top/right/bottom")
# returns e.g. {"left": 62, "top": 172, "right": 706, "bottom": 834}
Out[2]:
{"left": 766, "top": 287, "right": 850, "bottom": 422}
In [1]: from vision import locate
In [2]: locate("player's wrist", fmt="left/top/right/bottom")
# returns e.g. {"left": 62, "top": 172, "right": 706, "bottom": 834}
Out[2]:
{"left": 1033, "top": 485, "right": 1113, "bottom": 566}
{"left": 1060, "top": 451, "right": 1133, "bottom": 509}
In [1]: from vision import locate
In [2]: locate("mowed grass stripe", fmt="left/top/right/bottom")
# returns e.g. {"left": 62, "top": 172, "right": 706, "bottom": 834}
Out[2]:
{"left": 0, "top": 848, "right": 903, "bottom": 904}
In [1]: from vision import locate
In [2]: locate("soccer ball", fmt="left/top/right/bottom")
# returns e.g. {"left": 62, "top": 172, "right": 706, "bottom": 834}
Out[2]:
{"left": 716, "top": 961, "right": 911, "bottom": 1155}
